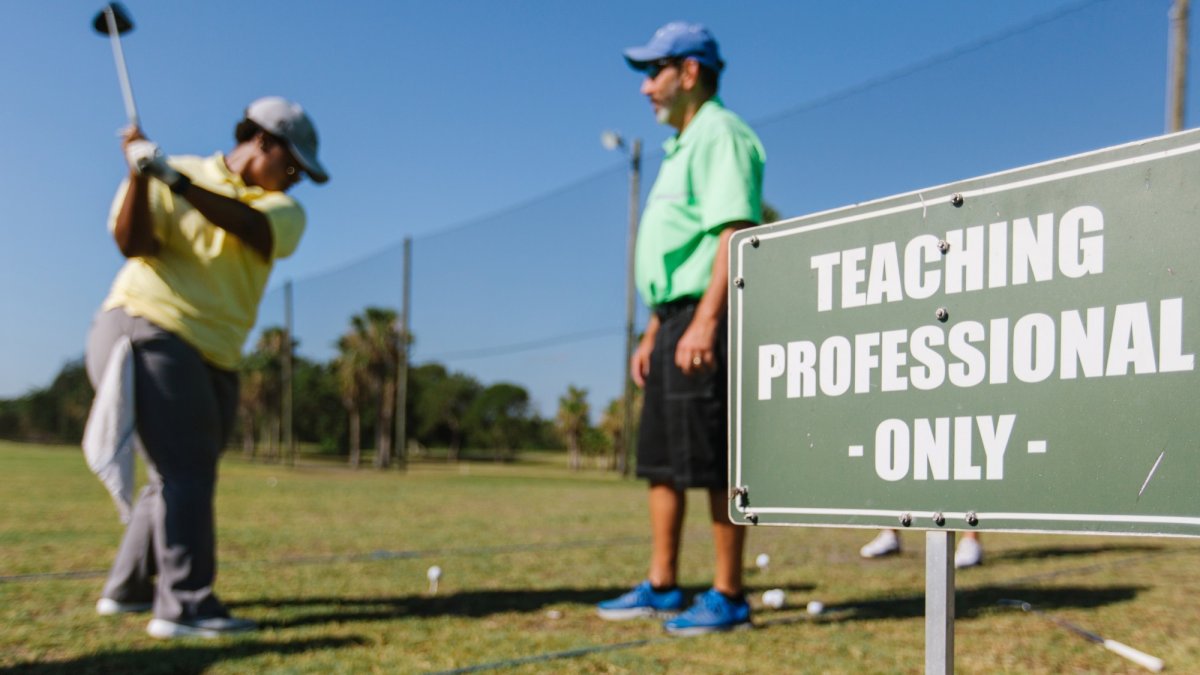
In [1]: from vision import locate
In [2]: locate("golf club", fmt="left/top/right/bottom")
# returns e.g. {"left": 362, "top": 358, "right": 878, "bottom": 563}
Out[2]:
{"left": 91, "top": 3, "right": 139, "bottom": 127}
{"left": 998, "top": 599, "right": 1163, "bottom": 672}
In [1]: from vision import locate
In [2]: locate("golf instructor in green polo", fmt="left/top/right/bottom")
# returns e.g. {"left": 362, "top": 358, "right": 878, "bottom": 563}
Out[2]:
{"left": 597, "top": 22, "right": 765, "bottom": 634}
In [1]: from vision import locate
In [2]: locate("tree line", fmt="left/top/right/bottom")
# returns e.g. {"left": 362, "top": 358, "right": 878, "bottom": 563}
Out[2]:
{"left": 0, "top": 307, "right": 638, "bottom": 470}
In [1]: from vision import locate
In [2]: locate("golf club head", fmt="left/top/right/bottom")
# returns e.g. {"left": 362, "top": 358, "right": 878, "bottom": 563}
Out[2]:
{"left": 92, "top": 3, "right": 134, "bottom": 35}
{"left": 997, "top": 598, "right": 1032, "bottom": 611}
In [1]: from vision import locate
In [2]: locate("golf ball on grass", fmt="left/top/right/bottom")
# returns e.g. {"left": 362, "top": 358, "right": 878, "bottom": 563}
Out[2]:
{"left": 807, "top": 600, "right": 825, "bottom": 615}
{"left": 755, "top": 553, "right": 770, "bottom": 570}
{"left": 761, "top": 589, "right": 785, "bottom": 609}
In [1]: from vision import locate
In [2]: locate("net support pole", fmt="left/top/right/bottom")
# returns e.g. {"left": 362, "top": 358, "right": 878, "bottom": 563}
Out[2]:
{"left": 620, "top": 139, "right": 641, "bottom": 476}
{"left": 1168, "top": 0, "right": 1190, "bottom": 132}
{"left": 395, "top": 237, "right": 412, "bottom": 471}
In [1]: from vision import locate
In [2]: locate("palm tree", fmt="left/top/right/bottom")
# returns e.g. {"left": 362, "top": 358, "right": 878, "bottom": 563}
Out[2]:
{"left": 600, "top": 389, "right": 641, "bottom": 472}
{"left": 556, "top": 385, "right": 590, "bottom": 471}
{"left": 334, "top": 335, "right": 369, "bottom": 468}
{"left": 237, "top": 367, "right": 264, "bottom": 459}
{"left": 254, "top": 327, "right": 289, "bottom": 462}
{"left": 239, "top": 327, "right": 290, "bottom": 461}
{"left": 341, "top": 308, "right": 401, "bottom": 468}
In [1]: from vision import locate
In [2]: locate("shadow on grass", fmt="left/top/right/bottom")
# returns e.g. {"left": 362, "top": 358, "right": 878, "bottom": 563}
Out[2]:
{"left": 989, "top": 542, "right": 1163, "bottom": 562}
{"left": 230, "top": 583, "right": 814, "bottom": 629}
{"left": 0, "top": 637, "right": 365, "bottom": 675}
{"left": 757, "top": 583, "right": 1146, "bottom": 628}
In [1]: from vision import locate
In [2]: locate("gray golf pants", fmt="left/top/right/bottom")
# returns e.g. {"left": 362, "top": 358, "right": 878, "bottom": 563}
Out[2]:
{"left": 86, "top": 307, "right": 238, "bottom": 621}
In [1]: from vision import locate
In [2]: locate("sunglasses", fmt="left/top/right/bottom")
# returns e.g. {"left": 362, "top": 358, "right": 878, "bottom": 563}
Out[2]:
{"left": 644, "top": 58, "right": 681, "bottom": 80}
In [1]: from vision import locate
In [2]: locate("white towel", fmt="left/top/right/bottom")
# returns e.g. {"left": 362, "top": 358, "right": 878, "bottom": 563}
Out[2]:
{"left": 82, "top": 337, "right": 136, "bottom": 523}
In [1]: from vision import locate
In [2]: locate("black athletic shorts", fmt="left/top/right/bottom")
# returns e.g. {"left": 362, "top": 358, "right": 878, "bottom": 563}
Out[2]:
{"left": 636, "top": 299, "right": 728, "bottom": 489}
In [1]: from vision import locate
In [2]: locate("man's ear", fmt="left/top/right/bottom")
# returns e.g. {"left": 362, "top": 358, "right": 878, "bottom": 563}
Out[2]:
{"left": 680, "top": 58, "right": 702, "bottom": 90}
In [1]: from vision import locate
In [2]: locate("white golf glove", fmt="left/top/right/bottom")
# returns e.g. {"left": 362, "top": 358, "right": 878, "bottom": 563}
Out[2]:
{"left": 125, "top": 140, "right": 184, "bottom": 189}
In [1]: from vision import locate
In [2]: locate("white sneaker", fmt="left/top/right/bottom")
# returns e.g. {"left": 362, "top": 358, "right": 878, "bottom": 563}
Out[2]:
{"left": 96, "top": 598, "right": 153, "bottom": 615}
{"left": 954, "top": 537, "right": 983, "bottom": 568}
{"left": 146, "top": 616, "right": 256, "bottom": 639}
{"left": 859, "top": 530, "right": 901, "bottom": 558}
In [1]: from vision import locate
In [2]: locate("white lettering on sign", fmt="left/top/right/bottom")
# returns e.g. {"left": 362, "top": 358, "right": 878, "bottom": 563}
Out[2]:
{"left": 756, "top": 203, "right": 1192, "bottom": 491}
{"left": 756, "top": 299, "right": 1194, "bottom": 401}
{"left": 809, "top": 206, "right": 1105, "bottom": 311}
{"left": 871, "top": 415, "right": 1017, "bottom": 482}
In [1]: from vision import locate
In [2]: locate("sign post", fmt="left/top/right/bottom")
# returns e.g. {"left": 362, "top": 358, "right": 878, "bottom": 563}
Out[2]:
{"left": 729, "top": 129, "right": 1200, "bottom": 670}
{"left": 925, "top": 531, "right": 954, "bottom": 674}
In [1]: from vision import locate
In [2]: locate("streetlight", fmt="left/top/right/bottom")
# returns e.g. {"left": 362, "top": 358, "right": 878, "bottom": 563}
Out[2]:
{"left": 602, "top": 130, "right": 641, "bottom": 475}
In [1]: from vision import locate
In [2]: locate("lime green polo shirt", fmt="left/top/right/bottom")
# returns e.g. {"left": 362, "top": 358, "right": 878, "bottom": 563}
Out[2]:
{"left": 635, "top": 97, "right": 765, "bottom": 308}
{"left": 103, "top": 153, "right": 306, "bottom": 370}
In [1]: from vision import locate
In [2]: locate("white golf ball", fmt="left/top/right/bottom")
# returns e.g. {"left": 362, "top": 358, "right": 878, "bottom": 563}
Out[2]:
{"left": 755, "top": 553, "right": 770, "bottom": 569}
{"left": 761, "top": 588, "right": 786, "bottom": 609}
{"left": 806, "top": 600, "right": 825, "bottom": 615}
{"left": 427, "top": 565, "right": 442, "bottom": 581}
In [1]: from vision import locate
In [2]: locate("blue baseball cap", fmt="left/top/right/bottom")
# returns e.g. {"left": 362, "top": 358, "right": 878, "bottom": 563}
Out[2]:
{"left": 624, "top": 21, "right": 725, "bottom": 73}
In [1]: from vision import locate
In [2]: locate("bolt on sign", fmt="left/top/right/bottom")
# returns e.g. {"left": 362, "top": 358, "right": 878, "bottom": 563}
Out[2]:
{"left": 729, "top": 129, "right": 1200, "bottom": 537}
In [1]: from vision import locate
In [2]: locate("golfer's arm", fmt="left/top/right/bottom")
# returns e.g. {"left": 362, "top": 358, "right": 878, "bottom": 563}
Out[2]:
{"left": 175, "top": 184, "right": 274, "bottom": 261}
{"left": 113, "top": 173, "right": 161, "bottom": 258}
{"left": 693, "top": 222, "right": 753, "bottom": 323}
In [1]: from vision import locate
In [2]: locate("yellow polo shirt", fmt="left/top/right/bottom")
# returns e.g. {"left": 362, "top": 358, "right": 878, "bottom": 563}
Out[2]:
{"left": 103, "top": 153, "right": 306, "bottom": 370}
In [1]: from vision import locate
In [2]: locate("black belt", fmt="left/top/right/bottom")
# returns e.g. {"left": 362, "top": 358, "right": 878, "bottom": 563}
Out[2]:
{"left": 653, "top": 296, "right": 701, "bottom": 320}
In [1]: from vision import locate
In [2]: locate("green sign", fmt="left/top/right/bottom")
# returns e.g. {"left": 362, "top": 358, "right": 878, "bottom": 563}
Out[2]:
{"left": 729, "top": 129, "right": 1200, "bottom": 537}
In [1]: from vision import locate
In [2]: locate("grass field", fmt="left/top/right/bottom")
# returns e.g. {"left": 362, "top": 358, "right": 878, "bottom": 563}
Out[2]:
{"left": 2, "top": 440, "right": 1198, "bottom": 674}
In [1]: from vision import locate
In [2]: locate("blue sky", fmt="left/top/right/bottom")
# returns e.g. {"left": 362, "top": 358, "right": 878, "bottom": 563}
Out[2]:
{"left": 0, "top": 0, "right": 1191, "bottom": 418}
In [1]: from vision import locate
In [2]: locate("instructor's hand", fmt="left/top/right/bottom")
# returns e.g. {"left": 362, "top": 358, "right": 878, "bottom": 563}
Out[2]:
{"left": 675, "top": 315, "right": 718, "bottom": 376}
{"left": 631, "top": 333, "right": 654, "bottom": 388}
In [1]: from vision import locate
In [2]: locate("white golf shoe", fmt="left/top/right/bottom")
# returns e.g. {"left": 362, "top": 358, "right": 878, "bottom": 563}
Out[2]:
{"left": 954, "top": 537, "right": 983, "bottom": 568}
{"left": 146, "top": 616, "right": 256, "bottom": 639}
{"left": 96, "top": 598, "right": 153, "bottom": 615}
{"left": 859, "top": 530, "right": 901, "bottom": 558}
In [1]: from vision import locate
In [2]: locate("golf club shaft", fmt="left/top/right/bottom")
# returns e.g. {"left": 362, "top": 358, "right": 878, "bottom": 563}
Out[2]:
{"left": 1041, "top": 613, "right": 1162, "bottom": 671}
{"left": 1003, "top": 601, "right": 1164, "bottom": 672}
{"left": 104, "top": 6, "right": 138, "bottom": 127}
{"left": 1102, "top": 639, "right": 1164, "bottom": 672}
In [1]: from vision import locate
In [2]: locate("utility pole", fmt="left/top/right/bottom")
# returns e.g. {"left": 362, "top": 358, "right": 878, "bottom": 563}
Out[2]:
{"left": 1168, "top": 0, "right": 1190, "bottom": 132}
{"left": 620, "top": 139, "right": 642, "bottom": 476}
{"left": 394, "top": 237, "right": 412, "bottom": 471}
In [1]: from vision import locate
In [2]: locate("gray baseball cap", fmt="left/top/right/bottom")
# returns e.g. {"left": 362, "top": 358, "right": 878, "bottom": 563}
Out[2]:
{"left": 245, "top": 96, "right": 329, "bottom": 184}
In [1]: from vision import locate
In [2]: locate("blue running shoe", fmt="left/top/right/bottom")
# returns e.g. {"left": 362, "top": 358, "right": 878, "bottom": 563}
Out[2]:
{"left": 597, "top": 581, "right": 684, "bottom": 620}
{"left": 663, "top": 588, "right": 752, "bottom": 636}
